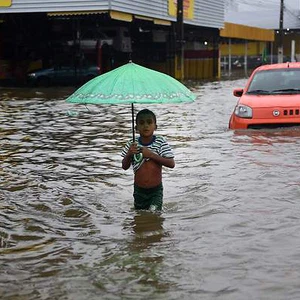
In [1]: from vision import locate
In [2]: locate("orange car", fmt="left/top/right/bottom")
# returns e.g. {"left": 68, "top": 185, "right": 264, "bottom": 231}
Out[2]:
{"left": 229, "top": 62, "right": 300, "bottom": 129}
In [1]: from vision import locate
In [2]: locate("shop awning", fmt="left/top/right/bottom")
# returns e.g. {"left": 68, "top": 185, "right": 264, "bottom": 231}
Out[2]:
{"left": 154, "top": 19, "right": 171, "bottom": 26}
{"left": 47, "top": 10, "right": 171, "bottom": 26}
{"left": 110, "top": 11, "right": 132, "bottom": 22}
{"left": 220, "top": 22, "right": 274, "bottom": 42}
{"left": 135, "top": 15, "right": 171, "bottom": 26}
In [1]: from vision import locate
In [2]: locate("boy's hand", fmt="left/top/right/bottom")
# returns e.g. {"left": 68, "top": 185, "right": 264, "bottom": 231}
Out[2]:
{"left": 122, "top": 143, "right": 141, "bottom": 170}
{"left": 140, "top": 146, "right": 153, "bottom": 159}
{"left": 128, "top": 143, "right": 140, "bottom": 156}
{"left": 140, "top": 146, "right": 175, "bottom": 168}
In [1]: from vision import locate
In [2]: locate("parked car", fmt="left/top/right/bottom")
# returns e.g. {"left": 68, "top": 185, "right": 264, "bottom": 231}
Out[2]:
{"left": 229, "top": 62, "right": 300, "bottom": 129}
{"left": 27, "top": 64, "right": 101, "bottom": 86}
{"left": 66, "top": 27, "right": 132, "bottom": 52}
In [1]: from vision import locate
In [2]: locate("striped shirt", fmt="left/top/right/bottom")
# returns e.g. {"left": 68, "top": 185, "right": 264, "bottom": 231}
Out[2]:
{"left": 121, "top": 135, "right": 174, "bottom": 173}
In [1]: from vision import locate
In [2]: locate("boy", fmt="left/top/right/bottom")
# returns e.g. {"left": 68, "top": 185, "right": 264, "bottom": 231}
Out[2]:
{"left": 121, "top": 109, "right": 175, "bottom": 211}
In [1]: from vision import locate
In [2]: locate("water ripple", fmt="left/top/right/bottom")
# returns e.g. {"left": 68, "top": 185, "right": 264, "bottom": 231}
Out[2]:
{"left": 2, "top": 81, "right": 300, "bottom": 299}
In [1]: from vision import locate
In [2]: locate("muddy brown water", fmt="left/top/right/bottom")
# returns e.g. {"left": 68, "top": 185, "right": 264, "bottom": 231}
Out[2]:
{"left": 1, "top": 80, "right": 300, "bottom": 299}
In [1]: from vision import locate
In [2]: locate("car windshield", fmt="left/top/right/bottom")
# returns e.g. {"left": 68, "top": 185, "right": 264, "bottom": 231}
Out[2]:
{"left": 247, "top": 68, "right": 300, "bottom": 94}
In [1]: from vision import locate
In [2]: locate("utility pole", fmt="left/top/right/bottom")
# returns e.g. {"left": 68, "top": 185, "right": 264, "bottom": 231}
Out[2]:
{"left": 278, "top": 0, "right": 284, "bottom": 63}
{"left": 176, "top": 0, "right": 184, "bottom": 80}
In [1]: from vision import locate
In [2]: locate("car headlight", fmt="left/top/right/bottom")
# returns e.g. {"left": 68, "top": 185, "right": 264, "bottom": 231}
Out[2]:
{"left": 234, "top": 105, "right": 252, "bottom": 118}
{"left": 28, "top": 73, "right": 36, "bottom": 78}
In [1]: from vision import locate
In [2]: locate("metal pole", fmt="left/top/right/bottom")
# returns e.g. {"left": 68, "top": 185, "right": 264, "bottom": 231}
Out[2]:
{"left": 291, "top": 40, "right": 296, "bottom": 62}
{"left": 228, "top": 38, "right": 232, "bottom": 76}
{"left": 176, "top": 0, "right": 184, "bottom": 80}
{"left": 244, "top": 40, "right": 248, "bottom": 77}
{"left": 131, "top": 103, "right": 135, "bottom": 142}
{"left": 278, "top": 0, "right": 284, "bottom": 63}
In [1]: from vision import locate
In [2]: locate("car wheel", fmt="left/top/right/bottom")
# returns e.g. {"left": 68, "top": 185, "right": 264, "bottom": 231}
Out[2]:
{"left": 37, "top": 76, "right": 50, "bottom": 87}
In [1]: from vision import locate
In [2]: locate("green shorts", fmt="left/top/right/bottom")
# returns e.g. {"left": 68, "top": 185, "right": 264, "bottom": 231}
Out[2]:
{"left": 133, "top": 183, "right": 163, "bottom": 211}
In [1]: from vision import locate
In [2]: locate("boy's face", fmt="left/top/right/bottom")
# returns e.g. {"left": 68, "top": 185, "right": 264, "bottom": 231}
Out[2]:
{"left": 136, "top": 114, "right": 157, "bottom": 137}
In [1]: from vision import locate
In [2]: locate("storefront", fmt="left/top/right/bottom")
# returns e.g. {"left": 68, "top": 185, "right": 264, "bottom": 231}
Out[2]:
{"left": 0, "top": 0, "right": 224, "bottom": 84}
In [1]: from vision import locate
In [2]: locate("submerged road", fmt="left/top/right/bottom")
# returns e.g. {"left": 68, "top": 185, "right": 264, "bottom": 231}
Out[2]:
{"left": 1, "top": 79, "right": 300, "bottom": 299}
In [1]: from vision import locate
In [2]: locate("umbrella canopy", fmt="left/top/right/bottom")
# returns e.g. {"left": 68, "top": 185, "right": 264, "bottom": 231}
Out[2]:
{"left": 66, "top": 61, "right": 196, "bottom": 105}
{"left": 66, "top": 61, "right": 196, "bottom": 142}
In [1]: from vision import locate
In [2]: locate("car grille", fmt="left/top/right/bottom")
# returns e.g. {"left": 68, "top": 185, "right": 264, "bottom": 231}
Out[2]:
{"left": 283, "top": 109, "right": 300, "bottom": 116}
{"left": 248, "top": 107, "right": 300, "bottom": 129}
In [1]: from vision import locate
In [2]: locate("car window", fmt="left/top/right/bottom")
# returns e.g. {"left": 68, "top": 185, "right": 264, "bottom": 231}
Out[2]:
{"left": 248, "top": 69, "right": 300, "bottom": 92}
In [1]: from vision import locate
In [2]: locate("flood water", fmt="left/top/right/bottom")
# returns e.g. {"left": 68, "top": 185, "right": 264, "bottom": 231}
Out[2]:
{"left": 1, "top": 79, "right": 300, "bottom": 300}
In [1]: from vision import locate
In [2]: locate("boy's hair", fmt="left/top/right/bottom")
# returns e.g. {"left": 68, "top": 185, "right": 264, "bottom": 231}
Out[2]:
{"left": 136, "top": 109, "right": 157, "bottom": 124}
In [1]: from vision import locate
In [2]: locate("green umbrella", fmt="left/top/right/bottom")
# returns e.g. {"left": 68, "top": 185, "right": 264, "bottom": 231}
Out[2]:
{"left": 66, "top": 61, "right": 196, "bottom": 141}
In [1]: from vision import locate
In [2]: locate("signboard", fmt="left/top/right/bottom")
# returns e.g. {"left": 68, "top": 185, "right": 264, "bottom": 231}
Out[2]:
{"left": 0, "top": 0, "right": 12, "bottom": 7}
{"left": 168, "top": 0, "right": 194, "bottom": 20}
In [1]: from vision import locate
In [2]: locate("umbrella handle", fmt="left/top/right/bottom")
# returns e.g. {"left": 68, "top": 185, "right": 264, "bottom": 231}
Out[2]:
{"left": 133, "top": 153, "right": 143, "bottom": 163}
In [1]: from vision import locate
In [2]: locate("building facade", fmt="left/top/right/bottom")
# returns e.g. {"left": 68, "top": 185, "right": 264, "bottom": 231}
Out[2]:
{"left": 0, "top": 0, "right": 225, "bottom": 83}
{"left": 0, "top": 0, "right": 224, "bottom": 28}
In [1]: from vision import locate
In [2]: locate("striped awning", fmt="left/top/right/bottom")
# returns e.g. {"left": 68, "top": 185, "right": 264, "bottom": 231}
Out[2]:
{"left": 47, "top": 10, "right": 107, "bottom": 17}
{"left": 47, "top": 10, "right": 171, "bottom": 25}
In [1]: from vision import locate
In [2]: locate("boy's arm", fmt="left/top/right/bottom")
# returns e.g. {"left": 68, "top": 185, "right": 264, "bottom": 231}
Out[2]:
{"left": 122, "top": 152, "right": 132, "bottom": 170}
{"left": 141, "top": 147, "right": 175, "bottom": 168}
{"left": 122, "top": 143, "right": 139, "bottom": 170}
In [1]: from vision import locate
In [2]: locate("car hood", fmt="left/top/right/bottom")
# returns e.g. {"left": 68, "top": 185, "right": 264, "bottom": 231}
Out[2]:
{"left": 240, "top": 94, "right": 300, "bottom": 108}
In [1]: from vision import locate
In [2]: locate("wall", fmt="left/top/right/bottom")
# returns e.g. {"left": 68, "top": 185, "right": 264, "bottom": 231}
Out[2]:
{"left": 220, "top": 41, "right": 267, "bottom": 56}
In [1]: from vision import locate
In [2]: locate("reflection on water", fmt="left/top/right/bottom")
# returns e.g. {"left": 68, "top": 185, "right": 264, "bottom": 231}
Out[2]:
{"left": 1, "top": 81, "right": 300, "bottom": 299}
{"left": 126, "top": 212, "right": 166, "bottom": 249}
{"left": 121, "top": 212, "right": 170, "bottom": 293}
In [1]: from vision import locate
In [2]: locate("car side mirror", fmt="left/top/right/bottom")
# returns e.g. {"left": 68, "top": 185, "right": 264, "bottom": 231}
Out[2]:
{"left": 233, "top": 88, "right": 243, "bottom": 97}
